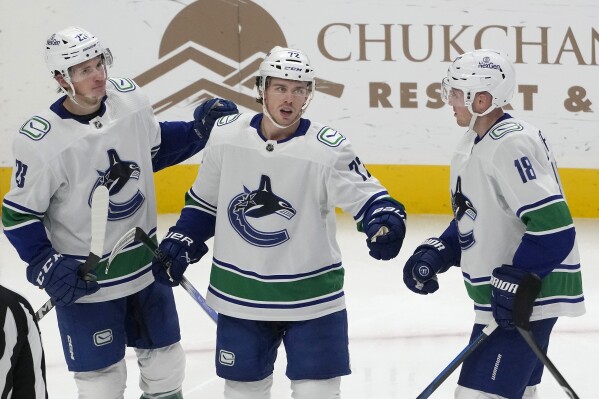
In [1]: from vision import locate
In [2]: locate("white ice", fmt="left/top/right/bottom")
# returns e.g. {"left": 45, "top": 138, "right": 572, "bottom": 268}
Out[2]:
{"left": 1, "top": 213, "right": 597, "bottom": 398}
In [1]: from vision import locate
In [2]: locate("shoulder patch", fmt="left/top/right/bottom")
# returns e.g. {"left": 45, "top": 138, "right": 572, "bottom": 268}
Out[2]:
{"left": 108, "top": 78, "right": 136, "bottom": 92}
{"left": 19, "top": 116, "right": 51, "bottom": 141}
{"left": 216, "top": 113, "right": 241, "bottom": 126}
{"left": 489, "top": 121, "right": 524, "bottom": 140}
{"left": 317, "top": 127, "right": 346, "bottom": 147}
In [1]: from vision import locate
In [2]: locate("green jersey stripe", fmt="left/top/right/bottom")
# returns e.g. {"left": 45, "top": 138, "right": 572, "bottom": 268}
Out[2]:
{"left": 94, "top": 245, "right": 154, "bottom": 282}
{"left": 1, "top": 205, "right": 42, "bottom": 228}
{"left": 465, "top": 269, "right": 583, "bottom": 305}
{"left": 210, "top": 264, "right": 345, "bottom": 302}
{"left": 520, "top": 201, "right": 573, "bottom": 232}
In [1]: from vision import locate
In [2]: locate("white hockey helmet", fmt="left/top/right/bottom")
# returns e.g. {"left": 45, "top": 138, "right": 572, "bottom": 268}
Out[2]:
{"left": 442, "top": 49, "right": 515, "bottom": 113}
{"left": 45, "top": 26, "right": 113, "bottom": 82}
{"left": 258, "top": 46, "right": 315, "bottom": 94}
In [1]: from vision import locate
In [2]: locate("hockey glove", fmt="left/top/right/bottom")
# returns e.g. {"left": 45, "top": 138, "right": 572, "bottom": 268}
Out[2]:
{"left": 491, "top": 265, "right": 531, "bottom": 330}
{"left": 364, "top": 200, "right": 407, "bottom": 260}
{"left": 403, "top": 238, "right": 457, "bottom": 295}
{"left": 26, "top": 249, "right": 100, "bottom": 306}
{"left": 193, "top": 98, "right": 238, "bottom": 140}
{"left": 152, "top": 228, "right": 209, "bottom": 287}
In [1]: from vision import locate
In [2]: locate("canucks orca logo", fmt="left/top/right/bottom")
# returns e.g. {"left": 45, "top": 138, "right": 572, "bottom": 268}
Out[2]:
{"left": 89, "top": 149, "right": 145, "bottom": 221}
{"left": 228, "top": 175, "right": 296, "bottom": 247}
{"left": 451, "top": 176, "right": 477, "bottom": 250}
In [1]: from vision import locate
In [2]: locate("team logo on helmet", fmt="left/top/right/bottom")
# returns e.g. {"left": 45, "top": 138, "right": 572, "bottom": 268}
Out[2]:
{"left": 46, "top": 35, "right": 60, "bottom": 46}
{"left": 228, "top": 175, "right": 296, "bottom": 247}
{"left": 478, "top": 56, "right": 502, "bottom": 70}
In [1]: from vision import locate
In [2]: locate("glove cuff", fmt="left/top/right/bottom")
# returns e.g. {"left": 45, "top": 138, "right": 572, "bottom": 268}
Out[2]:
{"left": 414, "top": 238, "right": 457, "bottom": 274}
{"left": 164, "top": 228, "right": 207, "bottom": 263}
{"left": 26, "top": 248, "right": 59, "bottom": 287}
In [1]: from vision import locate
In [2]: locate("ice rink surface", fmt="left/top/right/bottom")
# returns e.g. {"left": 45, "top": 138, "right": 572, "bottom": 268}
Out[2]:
{"left": 1, "top": 213, "right": 597, "bottom": 398}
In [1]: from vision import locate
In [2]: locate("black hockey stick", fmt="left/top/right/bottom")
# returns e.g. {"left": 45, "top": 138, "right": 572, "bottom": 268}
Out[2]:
{"left": 108, "top": 227, "right": 218, "bottom": 323}
{"left": 35, "top": 186, "right": 109, "bottom": 321}
{"left": 415, "top": 320, "right": 497, "bottom": 399}
{"left": 513, "top": 273, "right": 580, "bottom": 399}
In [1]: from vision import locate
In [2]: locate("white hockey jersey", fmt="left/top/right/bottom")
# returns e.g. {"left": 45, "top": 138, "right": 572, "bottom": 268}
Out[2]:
{"left": 450, "top": 116, "right": 585, "bottom": 323}
{"left": 186, "top": 113, "right": 390, "bottom": 321}
{"left": 3, "top": 78, "right": 161, "bottom": 302}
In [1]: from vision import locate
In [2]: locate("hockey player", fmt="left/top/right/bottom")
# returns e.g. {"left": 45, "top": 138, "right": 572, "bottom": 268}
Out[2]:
{"left": 150, "top": 46, "right": 407, "bottom": 399}
{"left": 1, "top": 26, "right": 238, "bottom": 398}
{"left": 402, "top": 49, "right": 585, "bottom": 398}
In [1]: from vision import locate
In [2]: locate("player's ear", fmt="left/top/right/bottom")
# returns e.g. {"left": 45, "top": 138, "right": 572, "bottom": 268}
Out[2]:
{"left": 54, "top": 73, "right": 68, "bottom": 88}
{"left": 474, "top": 92, "right": 492, "bottom": 113}
{"left": 482, "top": 92, "right": 494, "bottom": 107}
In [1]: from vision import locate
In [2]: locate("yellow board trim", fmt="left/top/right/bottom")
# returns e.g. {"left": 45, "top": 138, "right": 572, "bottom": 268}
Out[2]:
{"left": 1, "top": 165, "right": 598, "bottom": 217}
{"left": 0, "top": 167, "right": 11, "bottom": 216}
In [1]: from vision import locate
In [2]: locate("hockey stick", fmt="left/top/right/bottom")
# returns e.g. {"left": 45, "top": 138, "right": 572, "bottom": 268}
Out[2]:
{"left": 415, "top": 320, "right": 498, "bottom": 399}
{"left": 108, "top": 227, "right": 218, "bottom": 323}
{"left": 35, "top": 186, "right": 110, "bottom": 321}
{"left": 513, "top": 273, "right": 580, "bottom": 399}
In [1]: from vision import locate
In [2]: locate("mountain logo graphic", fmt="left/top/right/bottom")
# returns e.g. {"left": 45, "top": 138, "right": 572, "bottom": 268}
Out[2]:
{"left": 133, "top": 0, "right": 344, "bottom": 114}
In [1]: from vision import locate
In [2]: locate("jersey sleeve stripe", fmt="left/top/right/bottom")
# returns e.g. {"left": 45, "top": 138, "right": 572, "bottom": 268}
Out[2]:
{"left": 2, "top": 200, "right": 45, "bottom": 217}
{"left": 520, "top": 201, "right": 573, "bottom": 232}
{"left": 1, "top": 205, "right": 43, "bottom": 229}
{"left": 516, "top": 194, "right": 564, "bottom": 218}
{"left": 187, "top": 188, "right": 216, "bottom": 212}
{"left": 353, "top": 191, "right": 389, "bottom": 221}
{"left": 184, "top": 191, "right": 216, "bottom": 216}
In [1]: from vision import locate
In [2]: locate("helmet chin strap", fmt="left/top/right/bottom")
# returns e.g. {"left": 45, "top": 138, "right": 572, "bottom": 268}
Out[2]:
{"left": 59, "top": 66, "right": 107, "bottom": 112}
{"left": 262, "top": 101, "right": 304, "bottom": 130}
{"left": 60, "top": 84, "right": 102, "bottom": 111}
{"left": 467, "top": 100, "right": 495, "bottom": 133}
{"left": 259, "top": 84, "right": 314, "bottom": 132}
{"left": 467, "top": 111, "right": 479, "bottom": 132}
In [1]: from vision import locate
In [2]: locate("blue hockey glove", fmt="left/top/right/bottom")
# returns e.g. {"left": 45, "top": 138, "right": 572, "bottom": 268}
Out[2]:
{"left": 364, "top": 200, "right": 406, "bottom": 260}
{"left": 152, "top": 228, "right": 209, "bottom": 287}
{"left": 491, "top": 265, "right": 530, "bottom": 330}
{"left": 403, "top": 238, "right": 457, "bottom": 295}
{"left": 26, "top": 249, "right": 100, "bottom": 306}
{"left": 193, "top": 98, "right": 238, "bottom": 140}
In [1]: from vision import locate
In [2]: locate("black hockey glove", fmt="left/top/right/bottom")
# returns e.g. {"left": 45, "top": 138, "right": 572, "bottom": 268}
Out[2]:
{"left": 26, "top": 248, "right": 100, "bottom": 306}
{"left": 193, "top": 98, "right": 238, "bottom": 140}
{"left": 491, "top": 265, "right": 533, "bottom": 330}
{"left": 152, "top": 228, "right": 209, "bottom": 287}
{"left": 363, "top": 200, "right": 406, "bottom": 260}
{"left": 403, "top": 238, "right": 457, "bottom": 295}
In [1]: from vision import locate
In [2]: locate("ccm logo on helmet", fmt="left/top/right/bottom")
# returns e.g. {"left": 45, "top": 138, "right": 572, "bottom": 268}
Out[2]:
{"left": 490, "top": 276, "right": 518, "bottom": 293}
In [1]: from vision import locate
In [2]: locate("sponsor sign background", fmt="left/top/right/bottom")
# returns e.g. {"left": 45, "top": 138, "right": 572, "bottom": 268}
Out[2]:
{"left": 1, "top": 0, "right": 598, "bottom": 214}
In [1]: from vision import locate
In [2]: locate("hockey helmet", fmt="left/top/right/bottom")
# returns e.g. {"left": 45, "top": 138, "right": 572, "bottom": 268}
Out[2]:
{"left": 45, "top": 26, "right": 113, "bottom": 82}
{"left": 442, "top": 49, "right": 515, "bottom": 112}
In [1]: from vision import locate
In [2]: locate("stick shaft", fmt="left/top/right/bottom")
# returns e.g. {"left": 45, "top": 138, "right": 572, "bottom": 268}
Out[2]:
{"left": 416, "top": 321, "right": 497, "bottom": 399}
{"left": 35, "top": 186, "right": 109, "bottom": 321}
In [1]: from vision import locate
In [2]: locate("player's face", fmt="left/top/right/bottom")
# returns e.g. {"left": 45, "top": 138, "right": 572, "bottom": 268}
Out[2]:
{"left": 263, "top": 78, "right": 310, "bottom": 125}
{"left": 69, "top": 56, "right": 108, "bottom": 99}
